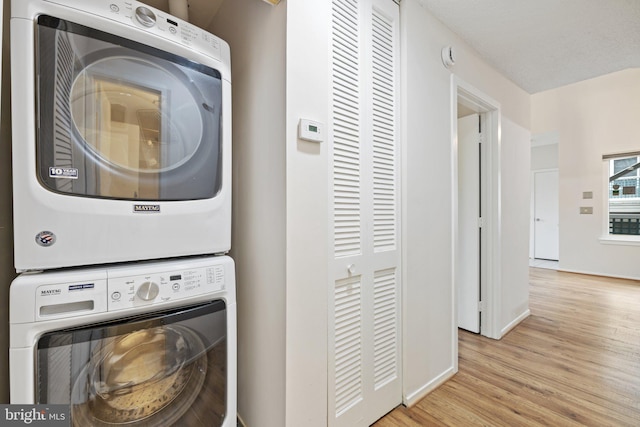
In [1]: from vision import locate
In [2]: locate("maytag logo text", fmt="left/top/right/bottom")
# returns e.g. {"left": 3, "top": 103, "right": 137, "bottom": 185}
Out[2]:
{"left": 133, "top": 204, "right": 161, "bottom": 213}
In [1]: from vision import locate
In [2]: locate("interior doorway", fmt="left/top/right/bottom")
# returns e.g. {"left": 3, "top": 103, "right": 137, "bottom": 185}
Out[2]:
{"left": 533, "top": 169, "right": 559, "bottom": 261}
{"left": 530, "top": 133, "right": 560, "bottom": 270}
{"left": 452, "top": 76, "right": 503, "bottom": 366}
{"left": 457, "top": 113, "right": 482, "bottom": 333}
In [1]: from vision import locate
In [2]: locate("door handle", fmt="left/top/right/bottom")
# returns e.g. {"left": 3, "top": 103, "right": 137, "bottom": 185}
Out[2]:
{"left": 535, "top": 218, "right": 541, "bottom": 221}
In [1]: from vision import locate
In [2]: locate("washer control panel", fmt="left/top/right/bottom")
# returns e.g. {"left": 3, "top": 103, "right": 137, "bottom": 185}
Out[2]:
{"left": 108, "top": 263, "right": 226, "bottom": 311}
{"left": 13, "top": 256, "right": 233, "bottom": 323}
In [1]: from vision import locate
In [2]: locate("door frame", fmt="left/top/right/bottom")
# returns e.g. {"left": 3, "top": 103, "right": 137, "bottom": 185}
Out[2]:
{"left": 451, "top": 76, "right": 502, "bottom": 364}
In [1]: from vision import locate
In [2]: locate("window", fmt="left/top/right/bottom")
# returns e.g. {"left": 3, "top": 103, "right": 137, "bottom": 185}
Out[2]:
{"left": 605, "top": 153, "right": 640, "bottom": 236}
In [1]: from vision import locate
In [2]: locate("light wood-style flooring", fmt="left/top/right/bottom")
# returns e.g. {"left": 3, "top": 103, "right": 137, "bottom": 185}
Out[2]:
{"left": 374, "top": 268, "right": 640, "bottom": 426}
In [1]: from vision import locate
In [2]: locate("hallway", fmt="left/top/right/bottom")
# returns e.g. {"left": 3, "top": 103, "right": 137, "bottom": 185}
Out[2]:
{"left": 375, "top": 268, "right": 640, "bottom": 426}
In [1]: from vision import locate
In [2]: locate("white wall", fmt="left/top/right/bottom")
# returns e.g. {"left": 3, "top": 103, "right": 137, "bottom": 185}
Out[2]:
{"left": 531, "top": 143, "right": 559, "bottom": 170}
{"left": 401, "top": 0, "right": 531, "bottom": 403}
{"left": 211, "top": 2, "right": 287, "bottom": 425}
{"left": 401, "top": 0, "right": 456, "bottom": 400}
{"left": 532, "top": 69, "right": 640, "bottom": 279}
{"left": 213, "top": 1, "right": 331, "bottom": 426}
{"left": 500, "top": 118, "right": 532, "bottom": 333}
{"left": 284, "top": 1, "right": 330, "bottom": 425}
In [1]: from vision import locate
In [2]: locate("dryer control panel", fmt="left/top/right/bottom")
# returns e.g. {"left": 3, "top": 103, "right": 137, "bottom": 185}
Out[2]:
{"left": 41, "top": 0, "right": 224, "bottom": 61}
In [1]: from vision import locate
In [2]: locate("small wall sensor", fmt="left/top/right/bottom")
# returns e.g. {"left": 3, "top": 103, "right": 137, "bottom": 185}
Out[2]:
{"left": 441, "top": 46, "right": 456, "bottom": 68}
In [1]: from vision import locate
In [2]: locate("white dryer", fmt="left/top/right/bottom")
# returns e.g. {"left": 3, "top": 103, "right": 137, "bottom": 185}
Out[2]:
{"left": 11, "top": 0, "right": 232, "bottom": 271}
{"left": 9, "top": 256, "right": 236, "bottom": 427}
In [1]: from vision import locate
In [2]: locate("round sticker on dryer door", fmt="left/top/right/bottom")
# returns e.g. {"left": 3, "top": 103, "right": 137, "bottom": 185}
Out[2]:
{"left": 36, "top": 231, "right": 56, "bottom": 247}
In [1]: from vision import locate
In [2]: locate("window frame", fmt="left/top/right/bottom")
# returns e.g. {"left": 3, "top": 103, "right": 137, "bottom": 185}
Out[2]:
{"left": 600, "top": 152, "right": 640, "bottom": 245}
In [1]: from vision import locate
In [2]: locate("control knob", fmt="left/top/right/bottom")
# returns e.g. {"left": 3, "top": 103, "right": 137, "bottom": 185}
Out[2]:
{"left": 135, "top": 6, "right": 157, "bottom": 27}
{"left": 137, "top": 281, "right": 160, "bottom": 301}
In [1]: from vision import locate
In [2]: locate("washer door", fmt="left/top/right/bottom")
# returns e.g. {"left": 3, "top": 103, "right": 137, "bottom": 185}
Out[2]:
{"left": 36, "top": 15, "right": 223, "bottom": 201}
{"left": 36, "top": 301, "right": 228, "bottom": 427}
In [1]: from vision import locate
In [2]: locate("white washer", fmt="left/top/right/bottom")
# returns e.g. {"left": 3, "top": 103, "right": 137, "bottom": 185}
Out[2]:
{"left": 11, "top": 0, "right": 232, "bottom": 271}
{"left": 9, "top": 256, "right": 237, "bottom": 427}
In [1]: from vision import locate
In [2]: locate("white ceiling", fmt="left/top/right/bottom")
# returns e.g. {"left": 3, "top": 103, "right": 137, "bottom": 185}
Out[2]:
{"left": 143, "top": 0, "right": 640, "bottom": 94}
{"left": 419, "top": 0, "right": 640, "bottom": 93}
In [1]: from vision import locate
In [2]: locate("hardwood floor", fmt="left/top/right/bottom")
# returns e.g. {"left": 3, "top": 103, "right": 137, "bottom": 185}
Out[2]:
{"left": 374, "top": 268, "right": 640, "bottom": 426}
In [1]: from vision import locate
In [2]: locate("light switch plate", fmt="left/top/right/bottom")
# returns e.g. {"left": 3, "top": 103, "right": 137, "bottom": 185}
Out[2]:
{"left": 583, "top": 191, "right": 593, "bottom": 199}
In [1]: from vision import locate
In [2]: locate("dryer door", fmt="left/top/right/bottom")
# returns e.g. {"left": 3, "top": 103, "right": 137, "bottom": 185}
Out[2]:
{"left": 36, "top": 15, "right": 223, "bottom": 201}
{"left": 36, "top": 301, "right": 228, "bottom": 427}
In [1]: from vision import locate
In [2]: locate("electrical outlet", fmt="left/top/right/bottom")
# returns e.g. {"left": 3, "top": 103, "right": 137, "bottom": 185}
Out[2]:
{"left": 580, "top": 206, "right": 593, "bottom": 214}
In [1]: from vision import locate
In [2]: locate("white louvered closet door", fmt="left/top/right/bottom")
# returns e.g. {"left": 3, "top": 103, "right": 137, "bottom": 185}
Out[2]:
{"left": 328, "top": 0, "right": 401, "bottom": 426}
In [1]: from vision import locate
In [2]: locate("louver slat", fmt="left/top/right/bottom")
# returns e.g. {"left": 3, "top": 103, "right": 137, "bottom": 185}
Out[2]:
{"left": 334, "top": 277, "right": 363, "bottom": 415}
{"left": 371, "top": 10, "right": 396, "bottom": 253}
{"left": 373, "top": 268, "right": 398, "bottom": 388}
{"left": 332, "top": 0, "right": 361, "bottom": 259}
{"left": 332, "top": 0, "right": 363, "bottom": 417}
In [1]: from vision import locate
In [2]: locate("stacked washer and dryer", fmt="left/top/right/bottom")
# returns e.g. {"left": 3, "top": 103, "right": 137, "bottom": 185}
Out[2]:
{"left": 8, "top": 1, "right": 236, "bottom": 426}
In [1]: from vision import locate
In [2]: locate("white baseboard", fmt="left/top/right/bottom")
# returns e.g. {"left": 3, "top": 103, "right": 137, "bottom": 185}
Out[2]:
{"left": 500, "top": 309, "right": 530, "bottom": 337}
{"left": 403, "top": 366, "right": 456, "bottom": 407}
{"left": 557, "top": 268, "right": 640, "bottom": 282}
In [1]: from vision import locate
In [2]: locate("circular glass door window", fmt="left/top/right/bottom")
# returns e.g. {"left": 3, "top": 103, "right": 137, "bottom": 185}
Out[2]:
{"left": 71, "top": 325, "right": 207, "bottom": 426}
{"left": 69, "top": 56, "right": 204, "bottom": 174}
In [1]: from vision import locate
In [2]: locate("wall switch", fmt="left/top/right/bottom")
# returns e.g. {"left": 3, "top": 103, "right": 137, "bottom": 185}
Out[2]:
{"left": 583, "top": 191, "right": 593, "bottom": 199}
{"left": 580, "top": 206, "right": 593, "bottom": 214}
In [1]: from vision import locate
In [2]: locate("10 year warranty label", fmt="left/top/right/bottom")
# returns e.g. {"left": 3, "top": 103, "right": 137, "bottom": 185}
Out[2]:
{"left": 48, "top": 167, "right": 78, "bottom": 179}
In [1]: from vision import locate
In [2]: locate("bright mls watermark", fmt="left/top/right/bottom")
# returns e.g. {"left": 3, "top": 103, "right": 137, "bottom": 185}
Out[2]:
{"left": 0, "top": 405, "right": 69, "bottom": 427}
